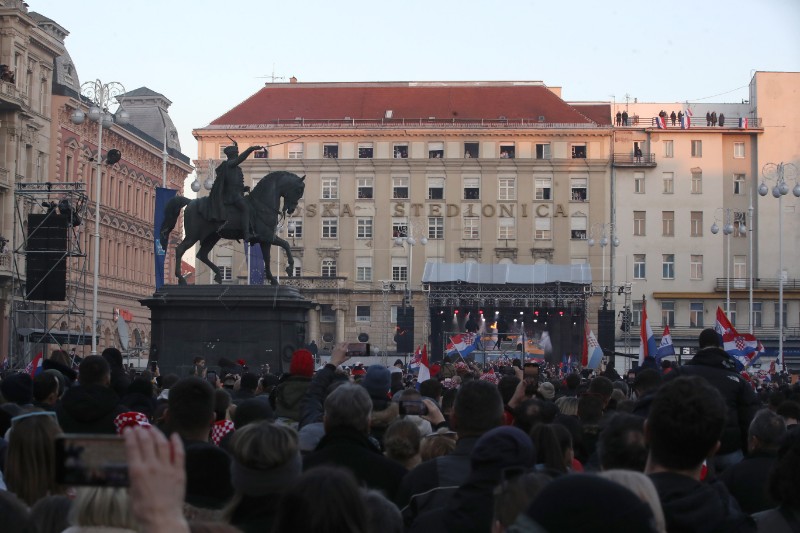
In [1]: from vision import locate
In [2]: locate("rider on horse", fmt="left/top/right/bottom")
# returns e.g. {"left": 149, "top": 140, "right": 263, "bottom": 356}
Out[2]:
{"left": 202, "top": 141, "right": 263, "bottom": 242}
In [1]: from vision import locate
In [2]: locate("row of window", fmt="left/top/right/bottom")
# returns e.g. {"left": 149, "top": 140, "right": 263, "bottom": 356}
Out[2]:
{"left": 223, "top": 141, "right": 587, "bottom": 160}
{"left": 316, "top": 176, "right": 584, "bottom": 202}
{"left": 632, "top": 210, "right": 746, "bottom": 237}
{"left": 656, "top": 140, "right": 746, "bottom": 159}
{"left": 632, "top": 301, "right": 784, "bottom": 329}
{"left": 633, "top": 171, "right": 748, "bottom": 195}
{"left": 631, "top": 253, "right": 748, "bottom": 281}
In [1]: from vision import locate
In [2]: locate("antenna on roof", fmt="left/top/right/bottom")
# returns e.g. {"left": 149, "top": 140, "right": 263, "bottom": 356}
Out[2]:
{"left": 258, "top": 63, "right": 285, "bottom": 84}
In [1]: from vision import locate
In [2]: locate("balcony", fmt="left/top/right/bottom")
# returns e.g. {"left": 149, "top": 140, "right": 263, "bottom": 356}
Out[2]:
{"left": 280, "top": 276, "right": 347, "bottom": 291}
{"left": 0, "top": 79, "right": 26, "bottom": 111}
{"left": 0, "top": 166, "right": 9, "bottom": 189}
{"left": 715, "top": 278, "right": 800, "bottom": 292}
{"left": 613, "top": 152, "right": 656, "bottom": 167}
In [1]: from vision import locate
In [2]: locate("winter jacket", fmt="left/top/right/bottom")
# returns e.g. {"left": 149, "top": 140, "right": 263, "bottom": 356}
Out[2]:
{"left": 56, "top": 384, "right": 126, "bottom": 434}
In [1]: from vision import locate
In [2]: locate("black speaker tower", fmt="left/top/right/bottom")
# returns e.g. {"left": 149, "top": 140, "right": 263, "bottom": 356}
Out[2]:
{"left": 25, "top": 213, "right": 68, "bottom": 301}
{"left": 396, "top": 307, "right": 414, "bottom": 354}
{"left": 597, "top": 309, "right": 616, "bottom": 365}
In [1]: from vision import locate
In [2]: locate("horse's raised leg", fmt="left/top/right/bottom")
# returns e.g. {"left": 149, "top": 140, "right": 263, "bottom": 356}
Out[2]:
{"left": 271, "top": 235, "right": 295, "bottom": 278}
{"left": 259, "top": 241, "right": 276, "bottom": 286}
{"left": 173, "top": 238, "right": 196, "bottom": 285}
{"left": 197, "top": 235, "right": 223, "bottom": 284}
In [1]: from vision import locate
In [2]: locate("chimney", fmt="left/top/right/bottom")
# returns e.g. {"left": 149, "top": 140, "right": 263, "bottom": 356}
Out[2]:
{"left": 290, "top": 76, "right": 298, "bottom": 84}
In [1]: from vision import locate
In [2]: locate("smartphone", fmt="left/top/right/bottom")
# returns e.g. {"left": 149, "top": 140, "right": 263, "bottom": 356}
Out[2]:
{"left": 399, "top": 400, "right": 428, "bottom": 416}
{"left": 346, "top": 342, "right": 370, "bottom": 358}
{"left": 206, "top": 370, "right": 218, "bottom": 385}
{"left": 149, "top": 360, "right": 158, "bottom": 372}
{"left": 55, "top": 434, "right": 129, "bottom": 486}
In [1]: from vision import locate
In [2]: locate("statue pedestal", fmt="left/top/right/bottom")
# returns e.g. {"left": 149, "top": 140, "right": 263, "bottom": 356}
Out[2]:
{"left": 140, "top": 285, "right": 313, "bottom": 376}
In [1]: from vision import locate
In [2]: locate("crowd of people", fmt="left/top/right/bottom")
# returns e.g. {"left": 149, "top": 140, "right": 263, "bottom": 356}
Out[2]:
{"left": 0, "top": 329, "right": 799, "bottom": 532}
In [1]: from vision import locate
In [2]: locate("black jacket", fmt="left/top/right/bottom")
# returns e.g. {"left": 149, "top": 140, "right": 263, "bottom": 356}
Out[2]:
{"left": 667, "top": 347, "right": 761, "bottom": 454}
{"left": 303, "top": 426, "right": 407, "bottom": 500}
{"left": 650, "top": 472, "right": 756, "bottom": 533}
{"left": 719, "top": 451, "right": 778, "bottom": 514}
{"left": 56, "top": 384, "right": 126, "bottom": 434}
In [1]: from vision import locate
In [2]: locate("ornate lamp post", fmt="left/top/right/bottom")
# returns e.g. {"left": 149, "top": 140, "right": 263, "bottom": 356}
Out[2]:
{"left": 587, "top": 222, "right": 620, "bottom": 308}
{"left": 70, "top": 80, "right": 128, "bottom": 354}
{"left": 710, "top": 208, "right": 742, "bottom": 317}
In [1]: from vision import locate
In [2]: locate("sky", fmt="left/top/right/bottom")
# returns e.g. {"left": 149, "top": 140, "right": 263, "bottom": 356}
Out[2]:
{"left": 32, "top": 0, "right": 800, "bottom": 189}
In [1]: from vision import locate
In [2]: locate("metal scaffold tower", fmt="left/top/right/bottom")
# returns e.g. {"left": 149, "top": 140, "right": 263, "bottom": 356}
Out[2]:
{"left": 10, "top": 181, "right": 91, "bottom": 367}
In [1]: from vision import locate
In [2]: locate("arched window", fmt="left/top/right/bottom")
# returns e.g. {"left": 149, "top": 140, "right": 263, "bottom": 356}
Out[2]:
{"left": 321, "top": 258, "right": 337, "bottom": 277}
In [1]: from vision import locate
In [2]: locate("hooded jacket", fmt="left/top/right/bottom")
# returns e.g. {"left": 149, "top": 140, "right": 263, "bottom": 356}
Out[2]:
{"left": 273, "top": 375, "right": 311, "bottom": 422}
{"left": 56, "top": 384, "right": 126, "bottom": 434}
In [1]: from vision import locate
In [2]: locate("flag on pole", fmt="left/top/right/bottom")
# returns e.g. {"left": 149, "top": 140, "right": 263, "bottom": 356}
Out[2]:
{"left": 738, "top": 117, "right": 748, "bottom": 129}
{"left": 582, "top": 320, "right": 604, "bottom": 370}
{"left": 446, "top": 333, "right": 480, "bottom": 357}
{"left": 154, "top": 187, "right": 177, "bottom": 289}
{"left": 25, "top": 352, "right": 44, "bottom": 377}
{"left": 417, "top": 344, "right": 431, "bottom": 383}
{"left": 638, "top": 304, "right": 658, "bottom": 366}
{"left": 657, "top": 325, "right": 676, "bottom": 360}
{"left": 715, "top": 307, "right": 764, "bottom": 369}
{"left": 244, "top": 242, "right": 265, "bottom": 285}
{"left": 655, "top": 115, "right": 666, "bottom": 129}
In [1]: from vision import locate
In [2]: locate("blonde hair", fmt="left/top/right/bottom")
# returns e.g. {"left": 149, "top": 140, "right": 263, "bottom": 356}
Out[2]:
{"left": 69, "top": 487, "right": 137, "bottom": 530}
{"left": 555, "top": 396, "right": 578, "bottom": 416}
{"left": 5, "top": 412, "right": 63, "bottom": 505}
{"left": 599, "top": 470, "right": 666, "bottom": 533}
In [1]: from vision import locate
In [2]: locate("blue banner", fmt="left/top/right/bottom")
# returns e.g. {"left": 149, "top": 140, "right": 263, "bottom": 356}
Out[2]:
{"left": 245, "top": 242, "right": 265, "bottom": 285}
{"left": 154, "top": 187, "right": 177, "bottom": 289}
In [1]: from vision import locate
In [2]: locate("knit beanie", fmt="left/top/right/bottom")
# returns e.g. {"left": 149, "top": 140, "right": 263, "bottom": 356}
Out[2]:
{"left": 360, "top": 365, "right": 391, "bottom": 400}
{"left": 289, "top": 349, "right": 314, "bottom": 378}
{"left": 0, "top": 373, "right": 33, "bottom": 404}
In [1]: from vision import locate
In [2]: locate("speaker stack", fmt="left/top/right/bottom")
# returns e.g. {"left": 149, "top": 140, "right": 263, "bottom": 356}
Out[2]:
{"left": 25, "top": 213, "right": 68, "bottom": 301}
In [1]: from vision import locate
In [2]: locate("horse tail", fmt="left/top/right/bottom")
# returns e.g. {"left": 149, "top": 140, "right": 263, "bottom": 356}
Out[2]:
{"left": 159, "top": 196, "right": 192, "bottom": 249}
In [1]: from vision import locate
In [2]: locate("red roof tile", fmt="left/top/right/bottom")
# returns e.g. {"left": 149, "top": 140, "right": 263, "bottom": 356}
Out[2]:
{"left": 209, "top": 82, "right": 606, "bottom": 126}
{"left": 570, "top": 104, "right": 613, "bottom": 126}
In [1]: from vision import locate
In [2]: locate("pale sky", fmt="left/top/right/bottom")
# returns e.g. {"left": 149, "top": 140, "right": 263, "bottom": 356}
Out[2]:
{"left": 33, "top": 0, "right": 800, "bottom": 190}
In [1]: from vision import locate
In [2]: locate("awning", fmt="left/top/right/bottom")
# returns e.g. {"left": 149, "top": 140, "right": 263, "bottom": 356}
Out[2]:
{"left": 422, "top": 262, "right": 592, "bottom": 285}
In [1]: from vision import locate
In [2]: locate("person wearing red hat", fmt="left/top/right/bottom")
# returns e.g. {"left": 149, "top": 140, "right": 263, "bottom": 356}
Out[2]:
{"left": 272, "top": 349, "right": 314, "bottom": 428}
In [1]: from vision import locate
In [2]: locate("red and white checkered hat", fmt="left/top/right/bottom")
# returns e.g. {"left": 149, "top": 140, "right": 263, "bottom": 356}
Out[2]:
{"left": 114, "top": 411, "right": 151, "bottom": 434}
{"left": 211, "top": 419, "right": 235, "bottom": 446}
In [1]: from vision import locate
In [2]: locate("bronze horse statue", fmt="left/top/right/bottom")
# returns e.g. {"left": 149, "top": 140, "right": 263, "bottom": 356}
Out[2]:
{"left": 159, "top": 171, "right": 305, "bottom": 285}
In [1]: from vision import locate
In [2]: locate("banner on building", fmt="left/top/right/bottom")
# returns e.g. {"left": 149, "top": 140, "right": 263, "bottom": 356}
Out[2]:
{"left": 154, "top": 187, "right": 177, "bottom": 290}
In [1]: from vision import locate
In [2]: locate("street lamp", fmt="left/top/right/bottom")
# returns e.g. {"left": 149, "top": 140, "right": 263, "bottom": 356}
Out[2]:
{"left": 710, "top": 208, "right": 742, "bottom": 316}
{"left": 70, "top": 79, "right": 128, "bottom": 355}
{"left": 587, "top": 222, "right": 620, "bottom": 306}
{"left": 759, "top": 162, "right": 799, "bottom": 370}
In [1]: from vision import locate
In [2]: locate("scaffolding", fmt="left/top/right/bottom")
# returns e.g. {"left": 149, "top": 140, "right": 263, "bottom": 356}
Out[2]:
{"left": 10, "top": 181, "right": 90, "bottom": 367}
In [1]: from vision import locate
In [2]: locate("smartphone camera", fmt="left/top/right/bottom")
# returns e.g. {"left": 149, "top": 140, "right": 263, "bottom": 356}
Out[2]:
{"left": 55, "top": 434, "right": 129, "bottom": 486}
{"left": 346, "top": 342, "right": 370, "bottom": 358}
{"left": 399, "top": 400, "right": 428, "bottom": 416}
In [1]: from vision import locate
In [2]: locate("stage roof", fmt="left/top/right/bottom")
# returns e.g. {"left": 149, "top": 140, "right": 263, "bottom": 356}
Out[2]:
{"left": 421, "top": 263, "right": 592, "bottom": 285}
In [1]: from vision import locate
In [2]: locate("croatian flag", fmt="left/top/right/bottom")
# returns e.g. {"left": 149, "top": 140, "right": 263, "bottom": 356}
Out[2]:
{"left": 638, "top": 305, "right": 658, "bottom": 365}
{"left": 446, "top": 333, "right": 480, "bottom": 357}
{"left": 657, "top": 325, "right": 675, "bottom": 360}
{"left": 410, "top": 345, "right": 422, "bottom": 366}
{"left": 681, "top": 108, "right": 693, "bottom": 129}
{"left": 582, "top": 320, "right": 604, "bottom": 370}
{"left": 25, "top": 352, "right": 44, "bottom": 377}
{"left": 739, "top": 117, "right": 748, "bottom": 129}
{"left": 417, "top": 344, "right": 431, "bottom": 383}
{"left": 655, "top": 116, "right": 666, "bottom": 129}
{"left": 715, "top": 307, "right": 764, "bottom": 369}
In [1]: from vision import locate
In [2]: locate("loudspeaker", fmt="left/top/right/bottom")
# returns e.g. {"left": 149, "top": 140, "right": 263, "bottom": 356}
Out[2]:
{"left": 597, "top": 310, "right": 615, "bottom": 351}
{"left": 396, "top": 307, "right": 414, "bottom": 354}
{"left": 25, "top": 214, "right": 68, "bottom": 301}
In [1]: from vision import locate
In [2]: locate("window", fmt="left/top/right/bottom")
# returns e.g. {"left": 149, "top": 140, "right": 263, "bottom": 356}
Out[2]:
{"left": 288, "top": 142, "right": 303, "bottom": 159}
{"left": 662, "top": 211, "right": 674, "bottom": 237}
{"left": 321, "top": 177, "right": 338, "bottom": 199}
{"left": 570, "top": 177, "right": 587, "bottom": 201}
{"left": 288, "top": 219, "right": 303, "bottom": 238}
{"left": 393, "top": 144, "right": 408, "bottom": 159}
{"left": 323, "top": 143, "right": 338, "bottom": 158}
{"left": 734, "top": 212, "right": 746, "bottom": 237}
{"left": 219, "top": 145, "right": 234, "bottom": 158}
{"left": 691, "top": 169, "right": 702, "bottom": 194}
{"left": 632, "top": 301, "right": 642, "bottom": 327}
{"left": 690, "top": 302, "right": 704, "bottom": 327}
{"left": 356, "top": 217, "right": 373, "bottom": 239}
{"left": 499, "top": 217, "right": 515, "bottom": 240}
{"left": 356, "top": 305, "right": 371, "bottom": 322}
{"left": 571, "top": 144, "right": 587, "bottom": 159}
{"left": 535, "top": 217, "right": 551, "bottom": 240}
{"left": 734, "top": 142, "right": 745, "bottom": 158}
{"left": 633, "top": 211, "right": 646, "bottom": 236}
{"left": 662, "top": 254, "right": 675, "bottom": 279}
{"left": 392, "top": 257, "right": 408, "bottom": 282}
{"left": 357, "top": 177, "right": 373, "bottom": 199}
{"left": 428, "top": 141, "right": 444, "bottom": 159}
{"left": 428, "top": 177, "right": 444, "bottom": 199}
{"left": 634, "top": 172, "right": 645, "bottom": 194}
{"left": 726, "top": 302, "right": 737, "bottom": 326}
{"left": 65, "top": 154, "right": 72, "bottom": 180}
{"left": 499, "top": 177, "right": 516, "bottom": 200}
{"left": 662, "top": 172, "right": 674, "bottom": 194}
{"left": 663, "top": 140, "right": 674, "bottom": 158}
{"left": 291, "top": 260, "right": 302, "bottom": 277}
{"left": 775, "top": 302, "right": 787, "bottom": 328}
{"left": 753, "top": 302, "right": 762, "bottom": 328}
{"left": 570, "top": 215, "right": 587, "bottom": 240}
{"left": 320, "top": 304, "right": 336, "bottom": 322}
{"left": 733, "top": 255, "right": 747, "bottom": 279}
{"left": 322, "top": 218, "right": 338, "bottom": 239}
{"left": 633, "top": 254, "right": 646, "bottom": 279}
{"left": 690, "top": 211, "right": 703, "bottom": 237}
{"left": 463, "top": 216, "right": 479, "bottom": 239}
{"left": 428, "top": 217, "right": 444, "bottom": 240}
{"left": 392, "top": 218, "right": 408, "bottom": 238}
{"left": 535, "top": 178, "right": 552, "bottom": 200}
{"left": 358, "top": 142, "right": 373, "bottom": 158}
{"left": 356, "top": 258, "right": 372, "bottom": 282}
{"left": 321, "top": 259, "right": 337, "bottom": 277}
{"left": 661, "top": 301, "right": 675, "bottom": 327}
{"left": 463, "top": 142, "right": 479, "bottom": 159}
{"left": 734, "top": 174, "right": 746, "bottom": 195}
{"left": 691, "top": 140, "right": 702, "bottom": 157}
{"left": 499, "top": 143, "right": 515, "bottom": 158}
{"left": 393, "top": 177, "right": 409, "bottom": 199}
{"left": 218, "top": 256, "right": 232, "bottom": 282}
{"left": 535, "top": 143, "right": 551, "bottom": 160}
{"left": 463, "top": 177, "right": 480, "bottom": 200}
